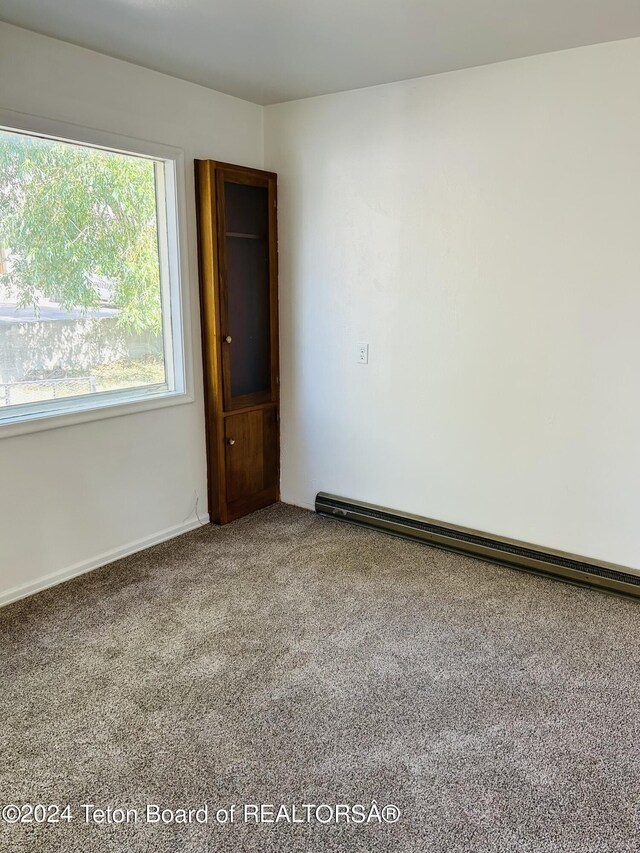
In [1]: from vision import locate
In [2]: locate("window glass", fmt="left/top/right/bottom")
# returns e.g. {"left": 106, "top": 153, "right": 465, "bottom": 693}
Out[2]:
{"left": 0, "top": 128, "right": 177, "bottom": 420}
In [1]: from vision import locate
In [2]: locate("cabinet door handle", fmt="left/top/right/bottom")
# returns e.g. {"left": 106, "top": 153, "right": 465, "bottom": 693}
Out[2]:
{"left": 225, "top": 335, "right": 232, "bottom": 343}
{"left": 227, "top": 438, "right": 235, "bottom": 446}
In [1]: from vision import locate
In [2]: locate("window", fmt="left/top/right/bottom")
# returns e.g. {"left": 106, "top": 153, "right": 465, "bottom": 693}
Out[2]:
{"left": 0, "top": 122, "right": 188, "bottom": 433}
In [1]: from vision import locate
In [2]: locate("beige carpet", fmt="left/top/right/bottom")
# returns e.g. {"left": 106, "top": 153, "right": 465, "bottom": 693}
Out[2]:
{"left": 1, "top": 503, "right": 639, "bottom": 852}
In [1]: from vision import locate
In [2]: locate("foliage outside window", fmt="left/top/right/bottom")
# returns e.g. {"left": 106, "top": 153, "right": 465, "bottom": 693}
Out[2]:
{"left": 0, "top": 127, "right": 183, "bottom": 424}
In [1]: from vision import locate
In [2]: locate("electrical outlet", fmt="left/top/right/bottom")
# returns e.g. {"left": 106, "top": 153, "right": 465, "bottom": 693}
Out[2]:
{"left": 357, "top": 342, "right": 369, "bottom": 364}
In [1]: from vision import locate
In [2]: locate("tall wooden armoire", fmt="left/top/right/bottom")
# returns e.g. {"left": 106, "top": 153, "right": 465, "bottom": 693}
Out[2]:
{"left": 195, "top": 161, "right": 279, "bottom": 523}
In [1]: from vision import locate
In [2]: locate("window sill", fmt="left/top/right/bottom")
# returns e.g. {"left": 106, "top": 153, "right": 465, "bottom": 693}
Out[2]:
{"left": 0, "top": 388, "right": 194, "bottom": 439}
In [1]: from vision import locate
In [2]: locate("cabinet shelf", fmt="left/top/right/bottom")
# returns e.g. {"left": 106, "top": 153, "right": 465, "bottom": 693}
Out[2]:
{"left": 226, "top": 231, "right": 265, "bottom": 240}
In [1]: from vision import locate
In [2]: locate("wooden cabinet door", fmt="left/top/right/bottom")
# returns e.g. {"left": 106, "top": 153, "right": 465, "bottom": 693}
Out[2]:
{"left": 224, "top": 408, "right": 278, "bottom": 513}
{"left": 216, "top": 167, "right": 278, "bottom": 411}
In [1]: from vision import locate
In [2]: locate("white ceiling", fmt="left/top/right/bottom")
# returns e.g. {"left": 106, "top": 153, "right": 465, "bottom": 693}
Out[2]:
{"left": 2, "top": 0, "right": 640, "bottom": 105}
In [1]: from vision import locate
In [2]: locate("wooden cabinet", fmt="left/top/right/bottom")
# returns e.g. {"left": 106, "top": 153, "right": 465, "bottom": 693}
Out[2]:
{"left": 195, "top": 161, "right": 279, "bottom": 523}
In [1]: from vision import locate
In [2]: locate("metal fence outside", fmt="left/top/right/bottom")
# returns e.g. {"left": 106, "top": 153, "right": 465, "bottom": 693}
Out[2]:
{"left": 0, "top": 376, "right": 97, "bottom": 407}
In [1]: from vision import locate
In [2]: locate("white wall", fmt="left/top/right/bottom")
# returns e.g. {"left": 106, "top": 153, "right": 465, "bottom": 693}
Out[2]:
{"left": 265, "top": 37, "right": 640, "bottom": 568}
{"left": 0, "top": 23, "right": 264, "bottom": 604}
{"left": 3, "top": 25, "right": 640, "bottom": 602}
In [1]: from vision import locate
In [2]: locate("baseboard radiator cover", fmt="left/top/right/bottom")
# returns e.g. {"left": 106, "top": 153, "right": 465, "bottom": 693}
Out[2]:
{"left": 315, "top": 492, "right": 640, "bottom": 600}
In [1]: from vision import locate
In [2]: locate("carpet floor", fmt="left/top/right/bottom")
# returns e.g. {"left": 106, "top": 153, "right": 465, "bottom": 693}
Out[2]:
{"left": 1, "top": 503, "right": 639, "bottom": 852}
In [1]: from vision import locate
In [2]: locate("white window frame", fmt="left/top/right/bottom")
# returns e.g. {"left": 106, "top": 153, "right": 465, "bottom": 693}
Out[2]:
{"left": 0, "top": 108, "right": 193, "bottom": 439}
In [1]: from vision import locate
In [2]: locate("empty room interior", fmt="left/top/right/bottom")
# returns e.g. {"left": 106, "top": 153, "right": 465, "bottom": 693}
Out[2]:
{"left": 1, "top": 2, "right": 640, "bottom": 851}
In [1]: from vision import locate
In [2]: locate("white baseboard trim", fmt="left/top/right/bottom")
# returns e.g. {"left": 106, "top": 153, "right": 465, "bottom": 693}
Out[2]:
{"left": 0, "top": 514, "right": 210, "bottom": 609}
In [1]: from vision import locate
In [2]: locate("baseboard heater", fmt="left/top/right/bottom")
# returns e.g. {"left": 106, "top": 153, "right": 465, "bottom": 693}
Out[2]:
{"left": 315, "top": 492, "right": 640, "bottom": 600}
